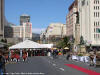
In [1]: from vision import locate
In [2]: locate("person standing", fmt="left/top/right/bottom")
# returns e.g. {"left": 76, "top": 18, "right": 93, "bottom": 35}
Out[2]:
{"left": 22, "top": 52, "right": 27, "bottom": 61}
{"left": 66, "top": 52, "right": 70, "bottom": 60}
{"left": 89, "top": 54, "right": 95, "bottom": 66}
{"left": 0, "top": 50, "right": 6, "bottom": 75}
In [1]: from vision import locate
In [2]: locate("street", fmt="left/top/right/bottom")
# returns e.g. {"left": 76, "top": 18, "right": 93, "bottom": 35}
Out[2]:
{"left": 5, "top": 56, "right": 100, "bottom": 75}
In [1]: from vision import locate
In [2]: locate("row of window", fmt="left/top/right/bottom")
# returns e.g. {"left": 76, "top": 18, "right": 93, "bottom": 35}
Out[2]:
{"left": 94, "top": 12, "right": 100, "bottom": 17}
{"left": 94, "top": 6, "right": 99, "bottom": 10}
{"left": 94, "top": 0, "right": 99, "bottom": 4}
{"left": 94, "top": 21, "right": 100, "bottom": 26}
{"left": 94, "top": 34, "right": 100, "bottom": 39}
{"left": 94, "top": 28, "right": 100, "bottom": 33}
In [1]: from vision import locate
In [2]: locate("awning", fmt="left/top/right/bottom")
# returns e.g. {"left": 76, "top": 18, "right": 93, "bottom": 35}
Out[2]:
{"left": 9, "top": 40, "right": 53, "bottom": 49}
{"left": 64, "top": 47, "right": 69, "bottom": 49}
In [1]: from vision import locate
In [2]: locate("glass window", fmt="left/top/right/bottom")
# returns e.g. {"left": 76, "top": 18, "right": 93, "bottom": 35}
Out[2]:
{"left": 94, "top": 6, "right": 95, "bottom": 10}
{"left": 94, "top": 21, "right": 95, "bottom": 26}
{"left": 94, "top": 0, "right": 95, "bottom": 4}
{"left": 96, "top": 0, "right": 98, "bottom": 4}
{"left": 96, "top": 22, "right": 98, "bottom": 26}
{"left": 94, "top": 12, "right": 95, "bottom": 17}
{"left": 94, "top": 28, "right": 96, "bottom": 32}
{"left": 98, "top": 0, "right": 99, "bottom": 4}
{"left": 98, "top": 12, "right": 99, "bottom": 17}
{"left": 96, "top": 12, "right": 98, "bottom": 17}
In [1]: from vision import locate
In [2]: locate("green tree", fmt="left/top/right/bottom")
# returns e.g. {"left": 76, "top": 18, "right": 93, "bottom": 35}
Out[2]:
{"left": 56, "top": 36, "right": 69, "bottom": 48}
{"left": 1, "top": 39, "right": 5, "bottom": 43}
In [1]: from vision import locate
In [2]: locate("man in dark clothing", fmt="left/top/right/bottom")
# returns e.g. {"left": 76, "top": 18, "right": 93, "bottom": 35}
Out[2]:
{"left": 0, "top": 50, "right": 6, "bottom": 75}
{"left": 89, "top": 54, "right": 94, "bottom": 66}
{"left": 66, "top": 52, "right": 70, "bottom": 60}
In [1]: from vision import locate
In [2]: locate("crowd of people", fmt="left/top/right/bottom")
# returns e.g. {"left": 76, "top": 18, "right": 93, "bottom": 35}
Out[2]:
{"left": 0, "top": 49, "right": 50, "bottom": 75}
{"left": 0, "top": 48, "right": 100, "bottom": 74}
{"left": 48, "top": 49, "right": 100, "bottom": 67}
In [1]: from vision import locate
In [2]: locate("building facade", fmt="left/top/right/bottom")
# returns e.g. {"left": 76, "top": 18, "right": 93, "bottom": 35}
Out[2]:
{"left": 22, "top": 22, "right": 32, "bottom": 40}
{"left": 78, "top": 0, "right": 100, "bottom": 46}
{"left": 45, "top": 23, "right": 66, "bottom": 39}
{"left": 11, "top": 22, "right": 32, "bottom": 41}
{"left": 41, "top": 23, "right": 66, "bottom": 43}
{"left": 66, "top": 0, "right": 78, "bottom": 38}
{"left": 20, "top": 14, "right": 30, "bottom": 25}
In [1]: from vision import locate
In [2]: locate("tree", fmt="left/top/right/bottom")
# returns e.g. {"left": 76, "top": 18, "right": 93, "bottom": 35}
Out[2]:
{"left": 56, "top": 36, "right": 69, "bottom": 48}
{"left": 4, "top": 39, "right": 7, "bottom": 43}
{"left": 1, "top": 39, "right": 5, "bottom": 43}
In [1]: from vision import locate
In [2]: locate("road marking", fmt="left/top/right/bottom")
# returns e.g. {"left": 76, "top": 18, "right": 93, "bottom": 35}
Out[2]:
{"left": 3, "top": 72, "right": 45, "bottom": 75}
{"left": 52, "top": 64, "right": 56, "bottom": 66}
{"left": 59, "top": 68, "right": 65, "bottom": 71}
{"left": 65, "top": 64, "right": 100, "bottom": 75}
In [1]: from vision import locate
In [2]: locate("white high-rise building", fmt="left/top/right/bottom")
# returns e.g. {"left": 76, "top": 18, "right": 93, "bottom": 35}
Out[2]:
{"left": 12, "top": 22, "right": 32, "bottom": 41}
{"left": 78, "top": 0, "right": 100, "bottom": 46}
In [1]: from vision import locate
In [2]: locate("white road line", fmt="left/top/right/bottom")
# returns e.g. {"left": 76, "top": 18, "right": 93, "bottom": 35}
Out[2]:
{"left": 52, "top": 64, "right": 56, "bottom": 66}
{"left": 59, "top": 68, "right": 65, "bottom": 71}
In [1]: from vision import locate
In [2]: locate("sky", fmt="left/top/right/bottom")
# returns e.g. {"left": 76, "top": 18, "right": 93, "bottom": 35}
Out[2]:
{"left": 5, "top": 0, "right": 74, "bottom": 34}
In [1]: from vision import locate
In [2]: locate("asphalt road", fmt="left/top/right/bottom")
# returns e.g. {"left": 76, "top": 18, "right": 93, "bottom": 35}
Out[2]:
{"left": 6, "top": 56, "right": 100, "bottom": 75}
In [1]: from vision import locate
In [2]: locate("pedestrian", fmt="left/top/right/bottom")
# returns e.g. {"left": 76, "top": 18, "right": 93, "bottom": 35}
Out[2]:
{"left": 5, "top": 54, "right": 9, "bottom": 62}
{"left": 11, "top": 54, "right": 14, "bottom": 61}
{"left": 89, "top": 54, "right": 95, "bottom": 66}
{"left": 0, "top": 50, "right": 6, "bottom": 75}
{"left": 22, "top": 52, "right": 27, "bottom": 61}
{"left": 15, "top": 54, "right": 20, "bottom": 62}
{"left": 66, "top": 52, "right": 70, "bottom": 60}
{"left": 62, "top": 49, "right": 66, "bottom": 56}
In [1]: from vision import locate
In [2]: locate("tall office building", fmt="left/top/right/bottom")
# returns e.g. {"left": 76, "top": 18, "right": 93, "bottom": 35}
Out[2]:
{"left": 20, "top": 14, "right": 30, "bottom": 25}
{"left": 78, "top": 0, "right": 100, "bottom": 46}
{"left": 0, "top": 0, "right": 5, "bottom": 38}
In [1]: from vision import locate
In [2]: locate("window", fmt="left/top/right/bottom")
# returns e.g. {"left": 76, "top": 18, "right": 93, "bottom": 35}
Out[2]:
{"left": 94, "top": 12, "right": 95, "bottom": 17}
{"left": 94, "top": 0, "right": 95, "bottom": 4}
{"left": 96, "top": 22, "right": 98, "bottom": 26}
{"left": 98, "top": 0, "right": 99, "bottom": 4}
{"left": 96, "top": 0, "right": 98, "bottom": 4}
{"left": 94, "top": 21, "right": 95, "bottom": 26}
{"left": 94, "top": 6, "right": 95, "bottom": 10}
{"left": 94, "top": 28, "right": 96, "bottom": 32}
{"left": 98, "top": 12, "right": 99, "bottom": 17}
{"left": 96, "top": 6, "right": 97, "bottom": 10}
{"left": 96, "top": 12, "right": 97, "bottom": 17}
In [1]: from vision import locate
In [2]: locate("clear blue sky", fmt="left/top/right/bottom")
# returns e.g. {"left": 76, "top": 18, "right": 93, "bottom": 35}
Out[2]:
{"left": 5, "top": 0, "right": 74, "bottom": 34}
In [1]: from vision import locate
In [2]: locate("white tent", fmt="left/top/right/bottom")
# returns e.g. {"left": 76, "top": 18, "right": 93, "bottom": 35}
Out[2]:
{"left": 9, "top": 40, "right": 44, "bottom": 49}
{"left": 40, "top": 44, "right": 53, "bottom": 48}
